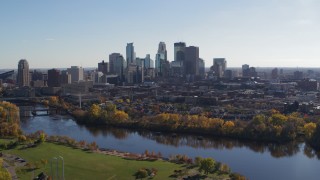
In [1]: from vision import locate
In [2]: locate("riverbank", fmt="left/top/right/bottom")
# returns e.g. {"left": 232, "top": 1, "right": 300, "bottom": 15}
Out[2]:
{"left": 2, "top": 141, "right": 241, "bottom": 180}
{"left": 14, "top": 106, "right": 320, "bottom": 180}
{"left": 33, "top": 98, "right": 320, "bottom": 149}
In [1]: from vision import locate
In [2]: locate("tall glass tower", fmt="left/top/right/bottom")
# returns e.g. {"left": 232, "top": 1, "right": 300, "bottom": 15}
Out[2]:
{"left": 126, "top": 43, "right": 135, "bottom": 67}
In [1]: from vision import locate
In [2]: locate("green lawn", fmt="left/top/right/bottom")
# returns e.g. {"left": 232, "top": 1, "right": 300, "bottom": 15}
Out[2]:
{"left": 0, "top": 138, "right": 15, "bottom": 144}
{"left": 4, "top": 142, "right": 182, "bottom": 180}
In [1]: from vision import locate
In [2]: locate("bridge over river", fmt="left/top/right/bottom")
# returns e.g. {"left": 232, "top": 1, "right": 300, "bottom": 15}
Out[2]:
{"left": 19, "top": 106, "right": 60, "bottom": 117}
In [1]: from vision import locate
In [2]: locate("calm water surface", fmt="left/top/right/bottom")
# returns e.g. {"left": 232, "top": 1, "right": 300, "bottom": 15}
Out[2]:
{"left": 19, "top": 106, "right": 320, "bottom": 180}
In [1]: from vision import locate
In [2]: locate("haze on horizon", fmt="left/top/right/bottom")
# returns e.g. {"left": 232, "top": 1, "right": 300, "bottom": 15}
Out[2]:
{"left": 1, "top": 0, "right": 320, "bottom": 69}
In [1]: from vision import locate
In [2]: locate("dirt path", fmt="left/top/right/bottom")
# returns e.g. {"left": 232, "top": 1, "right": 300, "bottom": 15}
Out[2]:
{"left": 2, "top": 153, "right": 27, "bottom": 180}
{"left": 2, "top": 160, "right": 18, "bottom": 180}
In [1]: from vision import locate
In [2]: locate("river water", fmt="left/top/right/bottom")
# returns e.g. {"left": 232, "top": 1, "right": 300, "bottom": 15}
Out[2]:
{"left": 19, "top": 106, "right": 320, "bottom": 180}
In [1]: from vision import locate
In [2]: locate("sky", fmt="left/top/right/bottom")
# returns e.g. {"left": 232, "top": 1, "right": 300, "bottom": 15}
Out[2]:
{"left": 1, "top": 0, "right": 320, "bottom": 69}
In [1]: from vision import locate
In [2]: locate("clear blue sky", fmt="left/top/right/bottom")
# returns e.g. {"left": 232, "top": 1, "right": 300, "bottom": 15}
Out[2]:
{"left": 1, "top": 0, "right": 320, "bottom": 69}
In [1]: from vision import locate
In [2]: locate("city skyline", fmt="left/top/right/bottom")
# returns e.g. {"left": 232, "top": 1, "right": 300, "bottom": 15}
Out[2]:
{"left": 1, "top": 0, "right": 320, "bottom": 68}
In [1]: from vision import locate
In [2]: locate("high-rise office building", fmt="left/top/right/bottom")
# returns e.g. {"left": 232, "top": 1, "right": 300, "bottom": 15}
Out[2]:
{"left": 67, "top": 66, "right": 84, "bottom": 83}
{"left": 31, "top": 70, "right": 43, "bottom": 81}
{"left": 98, "top": 60, "right": 109, "bottom": 75}
{"left": 144, "top": 54, "right": 154, "bottom": 68}
{"left": 136, "top": 58, "right": 144, "bottom": 67}
{"left": 60, "top": 70, "right": 71, "bottom": 85}
{"left": 155, "top": 42, "right": 169, "bottom": 77}
{"left": 242, "top": 64, "right": 250, "bottom": 77}
{"left": 242, "top": 64, "right": 257, "bottom": 77}
{"left": 48, "top": 69, "right": 61, "bottom": 87}
{"left": 126, "top": 64, "right": 144, "bottom": 84}
{"left": 171, "top": 42, "right": 187, "bottom": 77}
{"left": 294, "top": 71, "right": 303, "bottom": 80}
{"left": 158, "top": 42, "right": 167, "bottom": 60}
{"left": 198, "top": 58, "right": 205, "bottom": 78}
{"left": 271, "top": 68, "right": 278, "bottom": 79}
{"left": 185, "top": 46, "right": 199, "bottom": 76}
{"left": 113, "top": 55, "right": 125, "bottom": 81}
{"left": 17, "top": 59, "right": 30, "bottom": 87}
{"left": 126, "top": 43, "right": 136, "bottom": 66}
{"left": 213, "top": 58, "right": 227, "bottom": 78}
{"left": 174, "top": 42, "right": 186, "bottom": 62}
{"left": 224, "top": 70, "right": 233, "bottom": 80}
{"left": 109, "top": 53, "right": 121, "bottom": 74}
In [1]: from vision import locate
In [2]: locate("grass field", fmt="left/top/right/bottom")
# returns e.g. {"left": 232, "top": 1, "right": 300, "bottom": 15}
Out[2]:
{"left": 4, "top": 142, "right": 182, "bottom": 180}
{"left": 0, "top": 138, "right": 14, "bottom": 144}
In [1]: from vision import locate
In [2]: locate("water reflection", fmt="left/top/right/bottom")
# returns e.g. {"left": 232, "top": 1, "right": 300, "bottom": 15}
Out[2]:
{"left": 83, "top": 125, "right": 129, "bottom": 139}
{"left": 75, "top": 123, "right": 319, "bottom": 159}
{"left": 18, "top": 105, "right": 320, "bottom": 180}
{"left": 304, "top": 144, "right": 320, "bottom": 159}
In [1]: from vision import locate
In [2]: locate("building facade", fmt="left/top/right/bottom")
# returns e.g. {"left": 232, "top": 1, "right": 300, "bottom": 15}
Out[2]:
{"left": 155, "top": 42, "right": 169, "bottom": 77}
{"left": 67, "top": 66, "right": 84, "bottom": 83}
{"left": 126, "top": 43, "right": 135, "bottom": 66}
{"left": 98, "top": 60, "right": 109, "bottom": 75}
{"left": 213, "top": 58, "right": 227, "bottom": 78}
{"left": 109, "top": 53, "right": 121, "bottom": 74}
{"left": 185, "top": 46, "right": 199, "bottom": 77}
{"left": 48, "top": 69, "right": 61, "bottom": 87}
{"left": 17, "top": 59, "right": 30, "bottom": 87}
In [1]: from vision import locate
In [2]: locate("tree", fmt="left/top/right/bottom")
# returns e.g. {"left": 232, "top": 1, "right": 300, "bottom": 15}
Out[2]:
{"left": 230, "top": 173, "right": 246, "bottom": 180}
{"left": 304, "top": 122, "right": 317, "bottom": 139}
{"left": 270, "top": 113, "right": 288, "bottom": 126}
{"left": 18, "top": 135, "right": 27, "bottom": 142}
{"left": 217, "top": 163, "right": 231, "bottom": 174}
{"left": 49, "top": 96, "right": 59, "bottom": 105}
{"left": 78, "top": 140, "right": 87, "bottom": 148}
{"left": 88, "top": 141, "right": 98, "bottom": 151}
{"left": 39, "top": 132, "right": 46, "bottom": 143}
{"left": 112, "top": 110, "right": 129, "bottom": 122}
{"left": 105, "top": 103, "right": 116, "bottom": 113}
{"left": 135, "top": 169, "right": 148, "bottom": 179}
{"left": 88, "top": 104, "right": 101, "bottom": 120}
{"left": 222, "top": 121, "right": 235, "bottom": 133}
{"left": 194, "top": 156, "right": 202, "bottom": 166}
{"left": 199, "top": 158, "right": 215, "bottom": 175}
{"left": 144, "top": 150, "right": 149, "bottom": 157}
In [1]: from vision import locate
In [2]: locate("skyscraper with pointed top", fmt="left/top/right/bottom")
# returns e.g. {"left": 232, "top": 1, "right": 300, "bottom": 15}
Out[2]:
{"left": 17, "top": 59, "right": 30, "bottom": 87}
{"left": 155, "top": 42, "right": 169, "bottom": 77}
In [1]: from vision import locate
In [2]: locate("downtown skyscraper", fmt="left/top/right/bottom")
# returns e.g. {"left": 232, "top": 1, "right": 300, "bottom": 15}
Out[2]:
{"left": 17, "top": 59, "right": 30, "bottom": 87}
{"left": 126, "top": 43, "right": 135, "bottom": 67}
{"left": 155, "top": 42, "right": 169, "bottom": 77}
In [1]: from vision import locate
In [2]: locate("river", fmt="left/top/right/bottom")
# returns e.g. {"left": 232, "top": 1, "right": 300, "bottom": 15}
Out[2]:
{"left": 19, "top": 106, "right": 320, "bottom": 180}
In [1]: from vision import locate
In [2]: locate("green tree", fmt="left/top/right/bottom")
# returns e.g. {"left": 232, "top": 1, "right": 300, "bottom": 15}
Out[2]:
{"left": 39, "top": 132, "right": 46, "bottom": 143}
{"left": 194, "top": 156, "right": 202, "bottom": 166}
{"left": 199, "top": 158, "right": 215, "bottom": 175}
{"left": 135, "top": 169, "right": 148, "bottom": 179}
